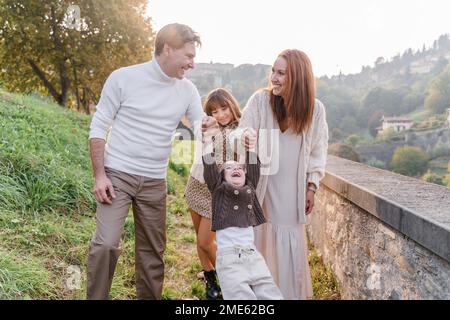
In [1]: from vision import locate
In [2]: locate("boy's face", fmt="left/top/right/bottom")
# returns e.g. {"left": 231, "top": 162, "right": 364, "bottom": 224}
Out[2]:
{"left": 223, "top": 161, "right": 245, "bottom": 187}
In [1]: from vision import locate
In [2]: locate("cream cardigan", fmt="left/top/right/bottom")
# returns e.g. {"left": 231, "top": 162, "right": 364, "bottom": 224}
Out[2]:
{"left": 235, "top": 90, "right": 329, "bottom": 224}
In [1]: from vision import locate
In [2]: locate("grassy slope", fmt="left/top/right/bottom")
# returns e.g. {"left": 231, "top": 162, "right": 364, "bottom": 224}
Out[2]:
{"left": 0, "top": 89, "right": 339, "bottom": 300}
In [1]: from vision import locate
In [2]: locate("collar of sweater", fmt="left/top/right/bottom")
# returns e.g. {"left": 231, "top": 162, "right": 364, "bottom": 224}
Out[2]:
{"left": 149, "top": 58, "right": 176, "bottom": 84}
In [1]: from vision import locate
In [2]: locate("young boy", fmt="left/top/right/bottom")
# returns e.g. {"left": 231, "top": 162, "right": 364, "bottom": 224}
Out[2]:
{"left": 201, "top": 128, "right": 283, "bottom": 300}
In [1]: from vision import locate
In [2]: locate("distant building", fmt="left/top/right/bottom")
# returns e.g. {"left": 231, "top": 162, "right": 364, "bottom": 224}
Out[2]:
{"left": 377, "top": 116, "right": 413, "bottom": 134}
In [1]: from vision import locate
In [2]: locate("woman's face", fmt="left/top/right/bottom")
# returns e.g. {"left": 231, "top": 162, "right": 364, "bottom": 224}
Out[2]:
{"left": 210, "top": 103, "right": 234, "bottom": 126}
{"left": 271, "top": 57, "right": 287, "bottom": 97}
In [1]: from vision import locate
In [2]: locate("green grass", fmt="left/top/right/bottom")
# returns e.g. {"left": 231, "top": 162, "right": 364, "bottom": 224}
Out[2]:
{"left": 308, "top": 248, "right": 341, "bottom": 300}
{"left": 0, "top": 89, "right": 340, "bottom": 300}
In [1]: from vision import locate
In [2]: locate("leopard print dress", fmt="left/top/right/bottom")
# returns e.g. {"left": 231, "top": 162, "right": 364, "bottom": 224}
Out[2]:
{"left": 184, "top": 121, "right": 239, "bottom": 218}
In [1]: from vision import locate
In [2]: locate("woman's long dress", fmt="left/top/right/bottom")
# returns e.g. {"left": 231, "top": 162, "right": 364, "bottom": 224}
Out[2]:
{"left": 254, "top": 127, "right": 313, "bottom": 300}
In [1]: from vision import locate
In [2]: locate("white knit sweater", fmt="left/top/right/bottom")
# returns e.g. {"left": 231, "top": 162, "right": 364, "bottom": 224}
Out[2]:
{"left": 89, "top": 59, "right": 204, "bottom": 178}
{"left": 236, "top": 90, "right": 329, "bottom": 224}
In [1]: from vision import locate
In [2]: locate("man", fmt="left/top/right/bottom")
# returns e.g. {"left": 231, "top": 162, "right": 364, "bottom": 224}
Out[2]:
{"left": 87, "top": 23, "right": 216, "bottom": 299}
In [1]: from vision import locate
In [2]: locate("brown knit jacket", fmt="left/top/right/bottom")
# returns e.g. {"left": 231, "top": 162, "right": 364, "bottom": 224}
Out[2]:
{"left": 203, "top": 151, "right": 266, "bottom": 231}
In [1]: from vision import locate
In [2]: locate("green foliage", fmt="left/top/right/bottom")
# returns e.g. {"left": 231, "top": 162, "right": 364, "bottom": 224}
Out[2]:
{"left": 425, "top": 66, "right": 450, "bottom": 114}
{"left": 445, "top": 162, "right": 450, "bottom": 187}
{"left": 421, "top": 170, "right": 445, "bottom": 186}
{"left": 0, "top": 90, "right": 95, "bottom": 214}
{"left": 366, "top": 157, "right": 386, "bottom": 169}
{"left": 345, "top": 134, "right": 360, "bottom": 147}
{"left": 308, "top": 247, "right": 340, "bottom": 300}
{"left": 0, "top": 0, "right": 154, "bottom": 109}
{"left": 429, "top": 144, "right": 450, "bottom": 159}
{"left": 377, "top": 127, "right": 402, "bottom": 142}
{"left": 362, "top": 87, "right": 403, "bottom": 119}
{"left": 390, "top": 146, "right": 428, "bottom": 176}
{"left": 328, "top": 143, "right": 361, "bottom": 162}
{"left": 169, "top": 160, "right": 188, "bottom": 177}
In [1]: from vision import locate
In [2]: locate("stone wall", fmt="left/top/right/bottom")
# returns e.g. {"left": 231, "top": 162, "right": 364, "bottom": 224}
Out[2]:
{"left": 308, "top": 155, "right": 450, "bottom": 299}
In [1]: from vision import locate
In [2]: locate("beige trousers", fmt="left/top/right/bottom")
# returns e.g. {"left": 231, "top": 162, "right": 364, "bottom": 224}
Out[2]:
{"left": 216, "top": 245, "right": 284, "bottom": 300}
{"left": 87, "top": 167, "right": 167, "bottom": 300}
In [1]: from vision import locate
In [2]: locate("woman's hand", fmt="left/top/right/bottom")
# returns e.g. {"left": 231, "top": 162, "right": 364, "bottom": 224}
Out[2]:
{"left": 305, "top": 190, "right": 315, "bottom": 215}
{"left": 242, "top": 128, "right": 257, "bottom": 150}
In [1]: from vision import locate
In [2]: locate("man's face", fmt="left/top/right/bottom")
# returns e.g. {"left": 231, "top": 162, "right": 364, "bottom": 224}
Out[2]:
{"left": 223, "top": 161, "right": 245, "bottom": 187}
{"left": 165, "top": 42, "right": 196, "bottom": 79}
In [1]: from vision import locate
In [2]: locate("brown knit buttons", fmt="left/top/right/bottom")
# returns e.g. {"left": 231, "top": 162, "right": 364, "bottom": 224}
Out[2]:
{"left": 247, "top": 204, "right": 252, "bottom": 209}
{"left": 247, "top": 189, "right": 251, "bottom": 194}
{"left": 233, "top": 205, "right": 239, "bottom": 210}
{"left": 234, "top": 190, "right": 239, "bottom": 195}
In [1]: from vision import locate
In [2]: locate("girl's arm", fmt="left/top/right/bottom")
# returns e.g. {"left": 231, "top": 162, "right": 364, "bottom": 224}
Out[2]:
{"left": 202, "top": 128, "right": 221, "bottom": 192}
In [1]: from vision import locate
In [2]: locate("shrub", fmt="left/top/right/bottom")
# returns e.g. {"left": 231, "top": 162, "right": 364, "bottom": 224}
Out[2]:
{"left": 328, "top": 143, "right": 361, "bottom": 162}
{"left": 422, "top": 170, "right": 445, "bottom": 186}
{"left": 390, "top": 146, "right": 428, "bottom": 177}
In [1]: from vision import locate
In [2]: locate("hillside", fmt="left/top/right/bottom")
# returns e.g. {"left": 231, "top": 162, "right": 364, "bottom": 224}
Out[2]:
{"left": 0, "top": 89, "right": 339, "bottom": 299}
{"left": 186, "top": 34, "right": 450, "bottom": 141}
{"left": 318, "top": 34, "right": 450, "bottom": 137}
{"left": 0, "top": 89, "right": 208, "bottom": 299}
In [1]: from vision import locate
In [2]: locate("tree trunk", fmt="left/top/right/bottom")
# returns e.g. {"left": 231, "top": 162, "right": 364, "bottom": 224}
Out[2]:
{"left": 27, "top": 58, "right": 63, "bottom": 105}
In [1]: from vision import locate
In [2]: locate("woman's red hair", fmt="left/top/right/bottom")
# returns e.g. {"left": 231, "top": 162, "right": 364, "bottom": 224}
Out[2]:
{"left": 269, "top": 49, "right": 315, "bottom": 134}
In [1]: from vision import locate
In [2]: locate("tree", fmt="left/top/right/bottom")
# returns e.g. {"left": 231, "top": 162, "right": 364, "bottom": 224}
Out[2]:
{"left": 368, "top": 111, "right": 383, "bottom": 137}
{"left": 345, "top": 134, "right": 359, "bottom": 147}
{"left": 377, "top": 128, "right": 397, "bottom": 142}
{"left": 0, "top": 0, "right": 154, "bottom": 110}
{"left": 424, "top": 66, "right": 450, "bottom": 115}
{"left": 390, "top": 146, "right": 428, "bottom": 177}
{"left": 362, "top": 87, "right": 404, "bottom": 121}
{"left": 328, "top": 143, "right": 360, "bottom": 162}
{"left": 374, "top": 56, "right": 385, "bottom": 67}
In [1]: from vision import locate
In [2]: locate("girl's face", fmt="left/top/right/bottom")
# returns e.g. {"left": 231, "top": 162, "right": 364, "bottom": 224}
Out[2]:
{"left": 223, "top": 161, "right": 245, "bottom": 187}
{"left": 271, "top": 57, "right": 287, "bottom": 97}
{"left": 210, "top": 103, "right": 234, "bottom": 126}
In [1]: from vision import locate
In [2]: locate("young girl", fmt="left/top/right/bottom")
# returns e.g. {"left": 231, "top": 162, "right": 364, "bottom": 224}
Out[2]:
{"left": 201, "top": 133, "right": 283, "bottom": 300}
{"left": 184, "top": 88, "right": 241, "bottom": 300}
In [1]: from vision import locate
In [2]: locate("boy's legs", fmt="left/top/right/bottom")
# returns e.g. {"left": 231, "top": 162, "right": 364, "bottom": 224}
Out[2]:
{"left": 87, "top": 168, "right": 134, "bottom": 300}
{"left": 250, "top": 251, "right": 284, "bottom": 300}
{"left": 132, "top": 176, "right": 167, "bottom": 299}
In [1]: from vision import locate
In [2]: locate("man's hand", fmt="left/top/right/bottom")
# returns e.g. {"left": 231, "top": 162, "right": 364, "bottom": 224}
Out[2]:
{"left": 93, "top": 174, "right": 116, "bottom": 204}
{"left": 202, "top": 116, "right": 217, "bottom": 132}
{"left": 242, "top": 128, "right": 257, "bottom": 150}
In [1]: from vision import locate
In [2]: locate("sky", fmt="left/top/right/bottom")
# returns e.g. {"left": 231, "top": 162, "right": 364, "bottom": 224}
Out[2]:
{"left": 147, "top": 0, "right": 450, "bottom": 77}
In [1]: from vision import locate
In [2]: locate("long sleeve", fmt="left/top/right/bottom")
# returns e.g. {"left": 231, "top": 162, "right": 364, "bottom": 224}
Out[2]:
{"left": 185, "top": 83, "right": 206, "bottom": 141}
{"left": 202, "top": 152, "right": 220, "bottom": 192}
{"left": 245, "top": 151, "right": 260, "bottom": 187}
{"left": 306, "top": 100, "right": 329, "bottom": 189}
{"left": 230, "top": 91, "right": 263, "bottom": 156}
{"left": 89, "top": 70, "right": 122, "bottom": 140}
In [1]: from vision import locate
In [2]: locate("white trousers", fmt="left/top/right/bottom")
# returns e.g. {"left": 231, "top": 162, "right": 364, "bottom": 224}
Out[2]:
{"left": 216, "top": 245, "right": 284, "bottom": 300}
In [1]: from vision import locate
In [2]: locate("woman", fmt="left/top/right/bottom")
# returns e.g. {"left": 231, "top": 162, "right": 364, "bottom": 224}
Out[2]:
{"left": 184, "top": 88, "right": 242, "bottom": 300}
{"left": 237, "top": 49, "right": 329, "bottom": 299}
